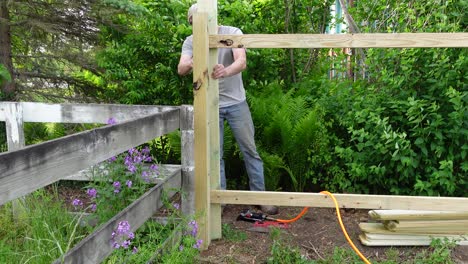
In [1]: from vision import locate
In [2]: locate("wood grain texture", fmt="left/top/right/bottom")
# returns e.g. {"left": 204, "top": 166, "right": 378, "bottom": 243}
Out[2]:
{"left": 0, "top": 102, "right": 177, "bottom": 123}
{"left": 211, "top": 190, "right": 468, "bottom": 211}
{"left": 192, "top": 10, "right": 211, "bottom": 250}
{"left": 0, "top": 109, "right": 180, "bottom": 205}
{"left": 210, "top": 33, "right": 468, "bottom": 49}
{"left": 369, "top": 210, "right": 468, "bottom": 221}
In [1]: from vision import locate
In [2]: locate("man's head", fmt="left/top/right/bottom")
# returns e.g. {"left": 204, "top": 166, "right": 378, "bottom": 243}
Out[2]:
{"left": 187, "top": 3, "right": 198, "bottom": 25}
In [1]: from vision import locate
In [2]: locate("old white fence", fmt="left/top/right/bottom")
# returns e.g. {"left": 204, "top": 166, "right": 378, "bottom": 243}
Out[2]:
{"left": 0, "top": 102, "right": 195, "bottom": 263}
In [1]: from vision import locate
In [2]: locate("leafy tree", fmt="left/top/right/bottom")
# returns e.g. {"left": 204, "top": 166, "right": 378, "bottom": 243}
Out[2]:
{"left": 320, "top": 0, "right": 468, "bottom": 196}
{"left": 0, "top": 0, "right": 144, "bottom": 101}
{"left": 95, "top": 0, "right": 193, "bottom": 105}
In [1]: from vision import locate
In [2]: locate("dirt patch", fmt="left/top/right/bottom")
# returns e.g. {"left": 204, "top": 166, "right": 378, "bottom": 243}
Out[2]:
{"left": 200, "top": 204, "right": 468, "bottom": 264}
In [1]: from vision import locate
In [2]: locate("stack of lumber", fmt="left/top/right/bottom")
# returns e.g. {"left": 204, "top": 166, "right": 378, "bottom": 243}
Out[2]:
{"left": 359, "top": 210, "right": 468, "bottom": 246}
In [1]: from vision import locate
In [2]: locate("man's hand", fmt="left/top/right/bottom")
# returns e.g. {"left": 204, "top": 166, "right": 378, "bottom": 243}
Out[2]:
{"left": 177, "top": 55, "right": 193, "bottom": 76}
{"left": 211, "top": 64, "right": 228, "bottom": 79}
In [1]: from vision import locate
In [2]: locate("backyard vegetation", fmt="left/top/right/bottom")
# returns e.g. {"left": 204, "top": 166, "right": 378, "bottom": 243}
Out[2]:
{"left": 0, "top": 0, "right": 467, "bottom": 263}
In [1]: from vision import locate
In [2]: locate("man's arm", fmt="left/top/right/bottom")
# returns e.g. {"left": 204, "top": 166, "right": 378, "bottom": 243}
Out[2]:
{"left": 178, "top": 54, "right": 193, "bottom": 76}
{"left": 212, "top": 48, "right": 246, "bottom": 79}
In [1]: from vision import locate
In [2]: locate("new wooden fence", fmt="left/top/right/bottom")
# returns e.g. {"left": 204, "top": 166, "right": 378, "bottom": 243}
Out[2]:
{"left": 192, "top": 0, "right": 468, "bottom": 249}
{"left": 0, "top": 102, "right": 195, "bottom": 263}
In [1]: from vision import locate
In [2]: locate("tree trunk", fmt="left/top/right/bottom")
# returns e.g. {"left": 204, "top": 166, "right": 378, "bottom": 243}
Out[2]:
{"left": 0, "top": 1, "right": 15, "bottom": 96}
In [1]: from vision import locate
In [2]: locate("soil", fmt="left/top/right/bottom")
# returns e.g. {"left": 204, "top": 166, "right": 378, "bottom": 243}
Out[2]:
{"left": 53, "top": 184, "right": 468, "bottom": 264}
{"left": 199, "top": 204, "right": 468, "bottom": 264}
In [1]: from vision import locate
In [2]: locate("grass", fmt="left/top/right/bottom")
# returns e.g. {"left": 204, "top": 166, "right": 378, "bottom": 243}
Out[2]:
{"left": 222, "top": 223, "right": 248, "bottom": 242}
{"left": 0, "top": 186, "right": 203, "bottom": 264}
{"left": 0, "top": 186, "right": 90, "bottom": 263}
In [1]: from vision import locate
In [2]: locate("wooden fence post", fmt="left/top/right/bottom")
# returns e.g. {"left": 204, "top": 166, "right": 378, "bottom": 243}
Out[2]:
{"left": 181, "top": 105, "right": 195, "bottom": 216}
{"left": 3, "top": 102, "right": 26, "bottom": 218}
{"left": 193, "top": 0, "right": 220, "bottom": 249}
{"left": 4, "top": 102, "right": 25, "bottom": 151}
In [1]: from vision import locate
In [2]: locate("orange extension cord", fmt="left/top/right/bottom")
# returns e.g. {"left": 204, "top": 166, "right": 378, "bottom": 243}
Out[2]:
{"left": 273, "top": 191, "right": 371, "bottom": 264}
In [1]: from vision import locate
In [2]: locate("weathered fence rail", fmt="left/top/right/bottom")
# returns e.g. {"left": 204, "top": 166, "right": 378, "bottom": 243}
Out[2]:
{"left": 0, "top": 101, "right": 195, "bottom": 263}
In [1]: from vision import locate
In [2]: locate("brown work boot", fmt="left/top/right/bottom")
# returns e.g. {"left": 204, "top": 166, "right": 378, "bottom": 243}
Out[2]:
{"left": 260, "top": 205, "right": 279, "bottom": 215}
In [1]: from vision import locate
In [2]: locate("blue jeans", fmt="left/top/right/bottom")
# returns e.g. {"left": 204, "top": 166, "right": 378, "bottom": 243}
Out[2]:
{"left": 219, "top": 100, "right": 265, "bottom": 191}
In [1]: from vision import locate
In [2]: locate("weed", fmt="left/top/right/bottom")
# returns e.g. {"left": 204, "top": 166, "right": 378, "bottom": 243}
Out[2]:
{"left": 222, "top": 223, "right": 248, "bottom": 242}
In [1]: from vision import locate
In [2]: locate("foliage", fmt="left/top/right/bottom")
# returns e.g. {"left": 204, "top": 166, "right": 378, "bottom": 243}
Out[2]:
{"left": 411, "top": 238, "right": 457, "bottom": 264}
{"left": 0, "top": 188, "right": 88, "bottom": 263}
{"left": 268, "top": 227, "right": 308, "bottom": 264}
{"left": 104, "top": 202, "right": 202, "bottom": 264}
{"left": 219, "top": 0, "right": 334, "bottom": 86}
{"left": 95, "top": 0, "right": 193, "bottom": 105}
{"left": 0, "top": 64, "right": 11, "bottom": 87}
{"left": 222, "top": 223, "right": 247, "bottom": 242}
{"left": 2, "top": 0, "right": 467, "bottom": 198}
{"left": 3, "top": 0, "right": 144, "bottom": 101}
{"left": 318, "top": 0, "right": 468, "bottom": 196}
{"left": 84, "top": 145, "right": 160, "bottom": 222}
{"left": 248, "top": 83, "right": 331, "bottom": 192}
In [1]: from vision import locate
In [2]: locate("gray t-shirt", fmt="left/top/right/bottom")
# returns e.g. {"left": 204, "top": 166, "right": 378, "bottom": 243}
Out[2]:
{"left": 181, "top": 26, "right": 246, "bottom": 108}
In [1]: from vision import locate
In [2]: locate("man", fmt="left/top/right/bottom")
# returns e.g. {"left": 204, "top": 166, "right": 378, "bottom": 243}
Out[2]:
{"left": 178, "top": 4, "right": 278, "bottom": 215}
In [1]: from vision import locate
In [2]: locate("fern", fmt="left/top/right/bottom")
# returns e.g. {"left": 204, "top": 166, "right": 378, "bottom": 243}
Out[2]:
{"left": 248, "top": 83, "right": 329, "bottom": 191}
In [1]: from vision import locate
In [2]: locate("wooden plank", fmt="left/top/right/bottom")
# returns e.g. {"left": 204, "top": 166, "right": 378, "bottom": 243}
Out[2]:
{"left": 62, "top": 164, "right": 180, "bottom": 186}
{"left": 359, "top": 222, "right": 468, "bottom": 235}
{"left": 3, "top": 102, "right": 25, "bottom": 151}
{"left": 180, "top": 105, "right": 195, "bottom": 216}
{"left": 385, "top": 220, "right": 468, "bottom": 232}
{"left": 3, "top": 102, "right": 27, "bottom": 218}
{"left": 359, "top": 234, "right": 468, "bottom": 246}
{"left": 364, "top": 232, "right": 467, "bottom": 241}
{"left": 210, "top": 33, "right": 468, "bottom": 49}
{"left": 52, "top": 165, "right": 181, "bottom": 264}
{"left": 0, "top": 102, "right": 177, "bottom": 123}
{"left": 203, "top": 0, "right": 222, "bottom": 242}
{"left": 210, "top": 190, "right": 468, "bottom": 211}
{"left": 192, "top": 10, "right": 211, "bottom": 250}
{"left": 369, "top": 210, "right": 468, "bottom": 221}
{"left": 0, "top": 109, "right": 180, "bottom": 205}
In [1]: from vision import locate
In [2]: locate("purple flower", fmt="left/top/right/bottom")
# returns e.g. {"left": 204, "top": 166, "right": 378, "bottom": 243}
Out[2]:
{"left": 87, "top": 188, "right": 97, "bottom": 199}
{"left": 107, "top": 117, "right": 117, "bottom": 125}
{"left": 126, "top": 180, "right": 132, "bottom": 188}
{"left": 128, "top": 148, "right": 136, "bottom": 155}
{"left": 116, "top": 221, "right": 131, "bottom": 234}
{"left": 188, "top": 220, "right": 199, "bottom": 237}
{"left": 113, "top": 181, "right": 121, "bottom": 193}
{"left": 193, "top": 239, "right": 203, "bottom": 249}
{"left": 72, "top": 198, "right": 83, "bottom": 208}
{"left": 108, "top": 156, "right": 117, "bottom": 163}
{"left": 132, "top": 247, "right": 138, "bottom": 254}
{"left": 141, "top": 171, "right": 150, "bottom": 183}
{"left": 179, "top": 245, "right": 184, "bottom": 251}
{"left": 91, "top": 203, "right": 97, "bottom": 212}
{"left": 127, "top": 164, "right": 137, "bottom": 174}
{"left": 111, "top": 221, "right": 135, "bottom": 250}
{"left": 150, "top": 164, "right": 159, "bottom": 171}
{"left": 142, "top": 146, "right": 150, "bottom": 155}
{"left": 172, "top": 202, "right": 180, "bottom": 210}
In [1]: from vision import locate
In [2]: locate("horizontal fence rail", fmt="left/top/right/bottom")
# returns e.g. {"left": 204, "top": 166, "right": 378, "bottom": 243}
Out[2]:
{"left": 0, "top": 102, "right": 178, "bottom": 124}
{"left": 210, "top": 33, "right": 468, "bottom": 49}
{"left": 0, "top": 108, "right": 180, "bottom": 205}
{"left": 211, "top": 190, "right": 468, "bottom": 212}
{"left": 53, "top": 166, "right": 182, "bottom": 264}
